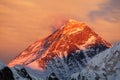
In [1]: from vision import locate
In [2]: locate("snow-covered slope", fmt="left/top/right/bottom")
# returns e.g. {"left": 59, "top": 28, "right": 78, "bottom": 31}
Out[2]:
{"left": 70, "top": 42, "right": 120, "bottom": 80}
{"left": 8, "top": 19, "right": 111, "bottom": 80}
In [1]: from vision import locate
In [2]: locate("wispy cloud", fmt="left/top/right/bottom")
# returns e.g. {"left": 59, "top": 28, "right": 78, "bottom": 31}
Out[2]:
{"left": 88, "top": 0, "right": 120, "bottom": 22}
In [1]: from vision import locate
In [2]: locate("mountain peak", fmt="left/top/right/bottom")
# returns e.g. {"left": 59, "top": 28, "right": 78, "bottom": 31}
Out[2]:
{"left": 8, "top": 19, "right": 111, "bottom": 73}
{"left": 62, "top": 19, "right": 87, "bottom": 35}
{"left": 66, "top": 19, "right": 83, "bottom": 24}
{"left": 66, "top": 19, "right": 84, "bottom": 24}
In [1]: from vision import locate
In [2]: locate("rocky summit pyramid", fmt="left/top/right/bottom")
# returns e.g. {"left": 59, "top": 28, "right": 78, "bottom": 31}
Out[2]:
{"left": 8, "top": 19, "right": 111, "bottom": 79}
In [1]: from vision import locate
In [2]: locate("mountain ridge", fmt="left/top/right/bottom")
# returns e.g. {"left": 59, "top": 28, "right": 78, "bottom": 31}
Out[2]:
{"left": 70, "top": 42, "right": 120, "bottom": 80}
{"left": 1, "top": 43, "right": 119, "bottom": 80}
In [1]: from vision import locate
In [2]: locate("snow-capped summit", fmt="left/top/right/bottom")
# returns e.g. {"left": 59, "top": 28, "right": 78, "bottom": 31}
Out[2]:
{"left": 8, "top": 19, "right": 111, "bottom": 79}
{"left": 62, "top": 19, "right": 86, "bottom": 35}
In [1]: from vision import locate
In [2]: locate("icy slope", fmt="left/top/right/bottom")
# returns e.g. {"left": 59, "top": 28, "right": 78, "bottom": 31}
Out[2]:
{"left": 70, "top": 42, "right": 120, "bottom": 80}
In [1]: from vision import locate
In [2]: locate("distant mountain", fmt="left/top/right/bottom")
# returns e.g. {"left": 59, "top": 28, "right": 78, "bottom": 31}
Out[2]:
{"left": 8, "top": 19, "right": 111, "bottom": 80}
{"left": 70, "top": 42, "right": 120, "bottom": 80}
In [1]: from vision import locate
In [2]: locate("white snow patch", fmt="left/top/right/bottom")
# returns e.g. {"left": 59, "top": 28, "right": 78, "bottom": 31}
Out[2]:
{"left": 76, "top": 36, "right": 96, "bottom": 50}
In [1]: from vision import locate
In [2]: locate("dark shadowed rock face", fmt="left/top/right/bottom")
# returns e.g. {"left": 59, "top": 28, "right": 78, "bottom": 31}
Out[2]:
{"left": 0, "top": 64, "right": 33, "bottom": 80}
{"left": 0, "top": 67, "right": 14, "bottom": 80}
{"left": 47, "top": 73, "right": 59, "bottom": 80}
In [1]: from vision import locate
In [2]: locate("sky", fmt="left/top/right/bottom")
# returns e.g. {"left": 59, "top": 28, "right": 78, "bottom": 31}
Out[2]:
{"left": 0, "top": 0, "right": 120, "bottom": 64}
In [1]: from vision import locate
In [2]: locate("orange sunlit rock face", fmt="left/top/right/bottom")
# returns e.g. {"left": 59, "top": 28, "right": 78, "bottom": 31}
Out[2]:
{"left": 36, "top": 20, "right": 111, "bottom": 69}
{"left": 8, "top": 19, "right": 111, "bottom": 70}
